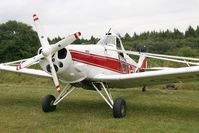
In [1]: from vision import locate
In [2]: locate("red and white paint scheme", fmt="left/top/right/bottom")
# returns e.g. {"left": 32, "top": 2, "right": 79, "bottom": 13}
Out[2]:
{"left": 1, "top": 14, "right": 199, "bottom": 118}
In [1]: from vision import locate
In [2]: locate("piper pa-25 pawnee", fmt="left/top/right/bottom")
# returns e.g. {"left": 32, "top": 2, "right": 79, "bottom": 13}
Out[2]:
{"left": 1, "top": 14, "right": 199, "bottom": 118}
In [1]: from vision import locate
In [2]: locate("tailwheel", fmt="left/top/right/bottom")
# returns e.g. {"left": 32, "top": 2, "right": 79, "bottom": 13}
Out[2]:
{"left": 142, "top": 85, "right": 147, "bottom": 92}
{"left": 42, "top": 95, "right": 56, "bottom": 112}
{"left": 113, "top": 98, "right": 126, "bottom": 118}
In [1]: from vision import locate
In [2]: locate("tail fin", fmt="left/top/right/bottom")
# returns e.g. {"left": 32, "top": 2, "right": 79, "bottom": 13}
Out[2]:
{"left": 136, "top": 54, "right": 147, "bottom": 72}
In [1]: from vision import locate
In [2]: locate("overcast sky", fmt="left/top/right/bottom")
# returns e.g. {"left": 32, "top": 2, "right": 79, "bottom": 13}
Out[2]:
{"left": 0, "top": 0, "right": 199, "bottom": 39}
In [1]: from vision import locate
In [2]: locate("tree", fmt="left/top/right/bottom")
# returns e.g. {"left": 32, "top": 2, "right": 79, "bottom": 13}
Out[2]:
{"left": 173, "top": 28, "right": 184, "bottom": 39}
{"left": 123, "top": 33, "right": 132, "bottom": 41}
{"left": 0, "top": 21, "right": 40, "bottom": 62}
{"left": 48, "top": 36, "right": 62, "bottom": 44}
{"left": 177, "top": 46, "right": 197, "bottom": 57}
{"left": 87, "top": 36, "right": 99, "bottom": 44}
{"left": 196, "top": 26, "right": 199, "bottom": 37}
{"left": 185, "top": 26, "right": 196, "bottom": 38}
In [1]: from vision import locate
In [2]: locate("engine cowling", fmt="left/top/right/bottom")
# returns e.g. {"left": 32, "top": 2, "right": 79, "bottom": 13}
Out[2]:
{"left": 39, "top": 48, "right": 87, "bottom": 83}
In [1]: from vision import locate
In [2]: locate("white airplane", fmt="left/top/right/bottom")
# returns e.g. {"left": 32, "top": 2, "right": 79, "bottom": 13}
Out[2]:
{"left": 1, "top": 14, "right": 199, "bottom": 118}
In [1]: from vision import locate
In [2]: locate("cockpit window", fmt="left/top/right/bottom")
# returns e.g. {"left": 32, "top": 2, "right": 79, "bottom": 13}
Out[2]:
{"left": 116, "top": 37, "right": 122, "bottom": 50}
{"left": 97, "top": 35, "right": 115, "bottom": 45}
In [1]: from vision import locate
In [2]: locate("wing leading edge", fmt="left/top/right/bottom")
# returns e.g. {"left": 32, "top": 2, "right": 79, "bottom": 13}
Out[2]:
{"left": 0, "top": 64, "right": 51, "bottom": 78}
{"left": 93, "top": 66, "right": 199, "bottom": 88}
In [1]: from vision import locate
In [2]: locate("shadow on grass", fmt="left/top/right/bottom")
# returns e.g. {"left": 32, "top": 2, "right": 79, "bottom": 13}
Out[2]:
{"left": 57, "top": 99, "right": 111, "bottom": 118}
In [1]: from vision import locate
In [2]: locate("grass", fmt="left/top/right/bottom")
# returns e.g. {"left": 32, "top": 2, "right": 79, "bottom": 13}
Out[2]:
{"left": 0, "top": 72, "right": 199, "bottom": 132}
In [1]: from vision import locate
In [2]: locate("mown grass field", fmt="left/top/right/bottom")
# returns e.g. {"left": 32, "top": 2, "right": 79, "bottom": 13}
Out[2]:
{"left": 0, "top": 72, "right": 199, "bottom": 133}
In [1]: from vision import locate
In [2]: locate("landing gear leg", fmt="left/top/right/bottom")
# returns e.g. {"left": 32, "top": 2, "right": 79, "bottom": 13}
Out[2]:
{"left": 92, "top": 82, "right": 126, "bottom": 118}
{"left": 42, "top": 84, "right": 76, "bottom": 112}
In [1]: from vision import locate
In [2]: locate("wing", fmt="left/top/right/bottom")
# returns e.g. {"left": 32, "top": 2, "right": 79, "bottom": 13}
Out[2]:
{"left": 144, "top": 67, "right": 175, "bottom": 71}
{"left": 93, "top": 66, "right": 199, "bottom": 88}
{"left": 0, "top": 63, "right": 51, "bottom": 78}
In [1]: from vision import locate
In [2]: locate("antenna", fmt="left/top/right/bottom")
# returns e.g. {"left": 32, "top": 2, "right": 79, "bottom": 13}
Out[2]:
{"left": 106, "top": 28, "right": 112, "bottom": 35}
{"left": 108, "top": 28, "right": 111, "bottom": 34}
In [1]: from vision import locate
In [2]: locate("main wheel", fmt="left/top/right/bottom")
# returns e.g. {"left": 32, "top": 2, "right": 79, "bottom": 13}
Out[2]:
{"left": 113, "top": 98, "right": 126, "bottom": 118}
{"left": 42, "top": 95, "right": 56, "bottom": 112}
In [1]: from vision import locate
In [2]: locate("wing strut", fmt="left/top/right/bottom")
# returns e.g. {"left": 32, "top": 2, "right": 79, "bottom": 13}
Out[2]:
{"left": 106, "top": 49, "right": 199, "bottom": 66}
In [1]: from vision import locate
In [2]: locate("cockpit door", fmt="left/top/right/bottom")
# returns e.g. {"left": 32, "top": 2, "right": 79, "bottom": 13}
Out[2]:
{"left": 116, "top": 37, "right": 129, "bottom": 74}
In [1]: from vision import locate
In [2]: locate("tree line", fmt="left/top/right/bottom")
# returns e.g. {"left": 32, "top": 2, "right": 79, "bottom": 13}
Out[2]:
{"left": 0, "top": 20, "right": 199, "bottom": 62}
{"left": 122, "top": 26, "right": 199, "bottom": 57}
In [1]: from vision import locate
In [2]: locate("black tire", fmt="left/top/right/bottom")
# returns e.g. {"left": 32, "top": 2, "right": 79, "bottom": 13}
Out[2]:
{"left": 113, "top": 98, "right": 126, "bottom": 118}
{"left": 42, "top": 95, "right": 56, "bottom": 112}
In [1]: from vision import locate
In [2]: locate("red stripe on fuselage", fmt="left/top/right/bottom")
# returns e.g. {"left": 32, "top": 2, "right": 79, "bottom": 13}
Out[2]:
{"left": 69, "top": 50, "right": 135, "bottom": 73}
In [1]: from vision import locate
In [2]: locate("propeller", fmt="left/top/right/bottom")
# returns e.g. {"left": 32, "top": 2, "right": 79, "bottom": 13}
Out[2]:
{"left": 16, "top": 14, "right": 81, "bottom": 92}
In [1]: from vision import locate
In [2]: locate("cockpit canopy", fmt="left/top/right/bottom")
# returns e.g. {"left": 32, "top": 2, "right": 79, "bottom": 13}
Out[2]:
{"left": 97, "top": 33, "right": 124, "bottom": 50}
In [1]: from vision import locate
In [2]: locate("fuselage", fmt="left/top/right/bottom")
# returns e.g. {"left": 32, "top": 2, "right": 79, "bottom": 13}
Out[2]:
{"left": 39, "top": 33, "right": 138, "bottom": 85}
{"left": 68, "top": 44, "right": 136, "bottom": 79}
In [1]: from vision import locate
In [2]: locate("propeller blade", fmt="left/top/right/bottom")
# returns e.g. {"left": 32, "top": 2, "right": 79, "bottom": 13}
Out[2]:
{"left": 16, "top": 54, "right": 44, "bottom": 70}
{"left": 47, "top": 56, "right": 61, "bottom": 92}
{"left": 31, "top": 14, "right": 81, "bottom": 93}
{"left": 33, "top": 14, "right": 50, "bottom": 47}
{"left": 50, "top": 32, "right": 81, "bottom": 54}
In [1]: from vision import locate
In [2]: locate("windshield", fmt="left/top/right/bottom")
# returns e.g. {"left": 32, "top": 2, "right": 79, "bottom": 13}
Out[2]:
{"left": 97, "top": 35, "right": 116, "bottom": 45}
